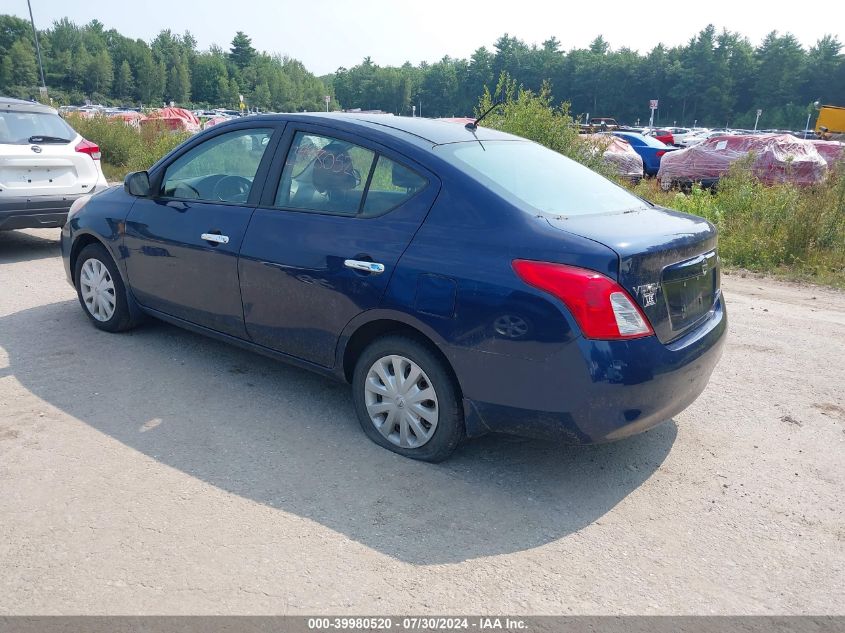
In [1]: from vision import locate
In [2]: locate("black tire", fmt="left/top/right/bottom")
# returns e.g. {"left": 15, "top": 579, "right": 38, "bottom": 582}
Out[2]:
{"left": 74, "top": 242, "right": 140, "bottom": 333}
{"left": 352, "top": 335, "right": 464, "bottom": 462}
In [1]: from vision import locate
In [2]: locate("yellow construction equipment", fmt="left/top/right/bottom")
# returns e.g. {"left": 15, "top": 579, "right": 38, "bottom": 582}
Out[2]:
{"left": 815, "top": 105, "right": 845, "bottom": 138}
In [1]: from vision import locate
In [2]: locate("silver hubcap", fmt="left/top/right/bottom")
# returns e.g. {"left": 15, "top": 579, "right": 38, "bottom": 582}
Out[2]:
{"left": 79, "top": 258, "right": 116, "bottom": 322}
{"left": 364, "top": 354, "right": 439, "bottom": 449}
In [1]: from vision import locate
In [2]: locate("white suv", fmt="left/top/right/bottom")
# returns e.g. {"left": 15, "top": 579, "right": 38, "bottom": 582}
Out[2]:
{"left": 1, "top": 97, "right": 108, "bottom": 231}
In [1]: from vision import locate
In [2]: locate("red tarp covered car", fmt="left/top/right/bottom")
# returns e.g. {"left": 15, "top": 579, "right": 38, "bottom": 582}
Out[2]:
{"left": 140, "top": 107, "right": 201, "bottom": 133}
{"left": 810, "top": 139, "right": 845, "bottom": 167}
{"left": 658, "top": 134, "right": 828, "bottom": 188}
{"left": 585, "top": 134, "right": 644, "bottom": 180}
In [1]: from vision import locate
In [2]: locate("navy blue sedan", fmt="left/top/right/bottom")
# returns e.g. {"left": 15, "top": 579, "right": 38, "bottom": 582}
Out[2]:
{"left": 612, "top": 131, "right": 678, "bottom": 176}
{"left": 61, "top": 114, "right": 726, "bottom": 462}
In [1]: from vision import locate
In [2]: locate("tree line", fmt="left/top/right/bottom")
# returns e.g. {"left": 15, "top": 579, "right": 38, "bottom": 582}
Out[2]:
{"left": 1, "top": 15, "right": 843, "bottom": 129}
{"left": 0, "top": 15, "right": 327, "bottom": 112}
{"left": 331, "top": 27, "right": 844, "bottom": 129}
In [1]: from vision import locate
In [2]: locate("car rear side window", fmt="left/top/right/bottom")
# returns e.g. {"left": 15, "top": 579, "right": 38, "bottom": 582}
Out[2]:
{"left": 274, "top": 132, "right": 426, "bottom": 217}
{"left": 161, "top": 128, "right": 273, "bottom": 204}
{"left": 361, "top": 156, "right": 427, "bottom": 217}
{"left": 0, "top": 111, "right": 76, "bottom": 144}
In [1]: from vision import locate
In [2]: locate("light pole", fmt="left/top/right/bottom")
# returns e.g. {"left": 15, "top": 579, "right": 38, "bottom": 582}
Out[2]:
{"left": 753, "top": 109, "right": 762, "bottom": 131}
{"left": 26, "top": 0, "right": 47, "bottom": 93}
{"left": 805, "top": 100, "right": 820, "bottom": 139}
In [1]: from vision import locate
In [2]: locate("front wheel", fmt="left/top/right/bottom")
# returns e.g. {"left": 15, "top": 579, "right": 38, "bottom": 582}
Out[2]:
{"left": 352, "top": 335, "right": 464, "bottom": 462}
{"left": 74, "top": 243, "right": 139, "bottom": 333}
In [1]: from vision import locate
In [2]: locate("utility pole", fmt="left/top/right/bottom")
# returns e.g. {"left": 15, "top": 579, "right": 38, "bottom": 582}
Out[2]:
{"left": 26, "top": 0, "right": 47, "bottom": 93}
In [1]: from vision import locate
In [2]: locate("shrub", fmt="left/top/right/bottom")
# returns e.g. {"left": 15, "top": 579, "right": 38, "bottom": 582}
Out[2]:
{"left": 628, "top": 161, "right": 845, "bottom": 286}
{"left": 65, "top": 114, "right": 191, "bottom": 181}
{"left": 475, "top": 74, "right": 614, "bottom": 178}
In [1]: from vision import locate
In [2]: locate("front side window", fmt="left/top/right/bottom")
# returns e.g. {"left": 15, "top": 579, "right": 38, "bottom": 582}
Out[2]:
{"left": 275, "top": 132, "right": 427, "bottom": 216}
{"left": 162, "top": 128, "right": 273, "bottom": 203}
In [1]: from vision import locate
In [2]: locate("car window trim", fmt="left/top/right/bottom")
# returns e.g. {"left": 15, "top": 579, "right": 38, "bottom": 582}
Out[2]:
{"left": 259, "top": 123, "right": 432, "bottom": 219}
{"left": 149, "top": 121, "right": 285, "bottom": 208}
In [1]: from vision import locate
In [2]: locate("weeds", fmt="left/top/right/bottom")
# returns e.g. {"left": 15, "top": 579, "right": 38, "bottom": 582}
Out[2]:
{"left": 629, "top": 162, "right": 845, "bottom": 287}
{"left": 66, "top": 114, "right": 191, "bottom": 181}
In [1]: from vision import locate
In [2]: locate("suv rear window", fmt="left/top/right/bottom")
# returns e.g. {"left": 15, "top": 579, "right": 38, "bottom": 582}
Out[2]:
{"left": 0, "top": 111, "right": 76, "bottom": 145}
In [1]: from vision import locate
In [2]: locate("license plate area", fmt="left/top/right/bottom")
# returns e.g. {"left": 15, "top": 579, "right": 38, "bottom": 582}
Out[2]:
{"left": 662, "top": 251, "right": 718, "bottom": 332}
{"left": 0, "top": 162, "right": 78, "bottom": 190}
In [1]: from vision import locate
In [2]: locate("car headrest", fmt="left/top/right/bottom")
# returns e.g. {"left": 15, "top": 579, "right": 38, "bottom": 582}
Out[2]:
{"left": 312, "top": 142, "right": 358, "bottom": 192}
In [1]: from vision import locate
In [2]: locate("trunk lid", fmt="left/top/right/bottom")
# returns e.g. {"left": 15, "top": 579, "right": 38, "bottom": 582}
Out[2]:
{"left": 0, "top": 136, "right": 100, "bottom": 198}
{"left": 546, "top": 206, "right": 720, "bottom": 344}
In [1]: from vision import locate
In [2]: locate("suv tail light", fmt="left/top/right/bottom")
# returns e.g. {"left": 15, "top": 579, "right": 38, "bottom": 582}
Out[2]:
{"left": 512, "top": 260, "right": 653, "bottom": 340}
{"left": 75, "top": 139, "right": 101, "bottom": 160}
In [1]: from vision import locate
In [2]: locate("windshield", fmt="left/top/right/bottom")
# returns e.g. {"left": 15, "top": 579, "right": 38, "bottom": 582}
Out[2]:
{"left": 437, "top": 140, "right": 648, "bottom": 217}
{"left": 0, "top": 111, "right": 77, "bottom": 144}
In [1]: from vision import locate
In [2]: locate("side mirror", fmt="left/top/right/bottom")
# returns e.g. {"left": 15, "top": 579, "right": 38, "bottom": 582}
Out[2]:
{"left": 124, "top": 171, "right": 151, "bottom": 197}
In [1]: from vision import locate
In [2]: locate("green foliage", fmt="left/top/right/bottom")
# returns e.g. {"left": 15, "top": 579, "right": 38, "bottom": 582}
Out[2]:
{"left": 327, "top": 27, "right": 844, "bottom": 126}
{"left": 9, "top": 39, "right": 38, "bottom": 86}
{"left": 113, "top": 60, "right": 133, "bottom": 100}
{"left": 475, "top": 74, "right": 614, "bottom": 177}
{"left": 166, "top": 57, "right": 191, "bottom": 104}
{"left": 229, "top": 31, "right": 256, "bottom": 70}
{"left": 628, "top": 163, "right": 845, "bottom": 286}
{"left": 0, "top": 15, "right": 326, "bottom": 113}
{"left": 3, "top": 14, "right": 843, "bottom": 126}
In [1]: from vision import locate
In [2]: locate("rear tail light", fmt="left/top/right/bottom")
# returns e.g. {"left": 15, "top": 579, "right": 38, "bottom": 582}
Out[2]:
{"left": 75, "top": 138, "right": 101, "bottom": 160}
{"left": 512, "top": 260, "right": 653, "bottom": 340}
{"left": 655, "top": 150, "right": 667, "bottom": 158}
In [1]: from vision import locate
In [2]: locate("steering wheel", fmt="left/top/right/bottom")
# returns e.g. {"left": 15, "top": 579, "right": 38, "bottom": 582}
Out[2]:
{"left": 212, "top": 175, "right": 252, "bottom": 203}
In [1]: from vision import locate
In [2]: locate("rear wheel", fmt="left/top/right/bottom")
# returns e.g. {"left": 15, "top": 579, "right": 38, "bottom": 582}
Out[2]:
{"left": 352, "top": 335, "right": 463, "bottom": 462}
{"left": 74, "top": 243, "right": 139, "bottom": 333}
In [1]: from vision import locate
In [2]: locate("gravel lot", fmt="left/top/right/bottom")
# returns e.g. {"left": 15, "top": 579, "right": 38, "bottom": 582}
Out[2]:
{"left": 0, "top": 228, "right": 843, "bottom": 615}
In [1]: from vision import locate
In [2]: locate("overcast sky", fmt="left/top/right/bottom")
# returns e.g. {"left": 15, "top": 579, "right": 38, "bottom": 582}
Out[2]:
{"left": 10, "top": 0, "right": 845, "bottom": 76}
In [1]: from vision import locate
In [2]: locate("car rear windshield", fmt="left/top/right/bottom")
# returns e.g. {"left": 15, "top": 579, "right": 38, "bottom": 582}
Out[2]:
{"left": 0, "top": 110, "right": 76, "bottom": 144}
{"left": 437, "top": 140, "right": 648, "bottom": 217}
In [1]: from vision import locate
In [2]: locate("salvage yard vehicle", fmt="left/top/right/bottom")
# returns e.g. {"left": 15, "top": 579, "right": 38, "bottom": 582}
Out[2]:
{"left": 61, "top": 113, "right": 726, "bottom": 461}
{"left": 612, "top": 130, "right": 678, "bottom": 175}
{"left": 658, "top": 133, "right": 829, "bottom": 190}
{"left": 0, "top": 97, "right": 108, "bottom": 231}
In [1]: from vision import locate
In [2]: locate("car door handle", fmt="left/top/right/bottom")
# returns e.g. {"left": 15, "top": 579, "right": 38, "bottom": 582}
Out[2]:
{"left": 344, "top": 259, "right": 385, "bottom": 274}
{"left": 201, "top": 233, "right": 229, "bottom": 244}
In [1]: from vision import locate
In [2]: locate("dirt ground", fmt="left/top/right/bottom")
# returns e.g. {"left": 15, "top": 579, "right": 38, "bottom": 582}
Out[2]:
{"left": 0, "top": 228, "right": 843, "bottom": 615}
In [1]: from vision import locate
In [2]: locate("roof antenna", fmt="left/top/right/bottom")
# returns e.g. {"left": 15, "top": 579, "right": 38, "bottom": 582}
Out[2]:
{"left": 466, "top": 100, "right": 503, "bottom": 131}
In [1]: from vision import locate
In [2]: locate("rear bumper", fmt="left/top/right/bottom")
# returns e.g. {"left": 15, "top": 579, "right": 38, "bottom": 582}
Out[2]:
{"left": 0, "top": 193, "right": 87, "bottom": 230}
{"left": 454, "top": 295, "right": 727, "bottom": 444}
